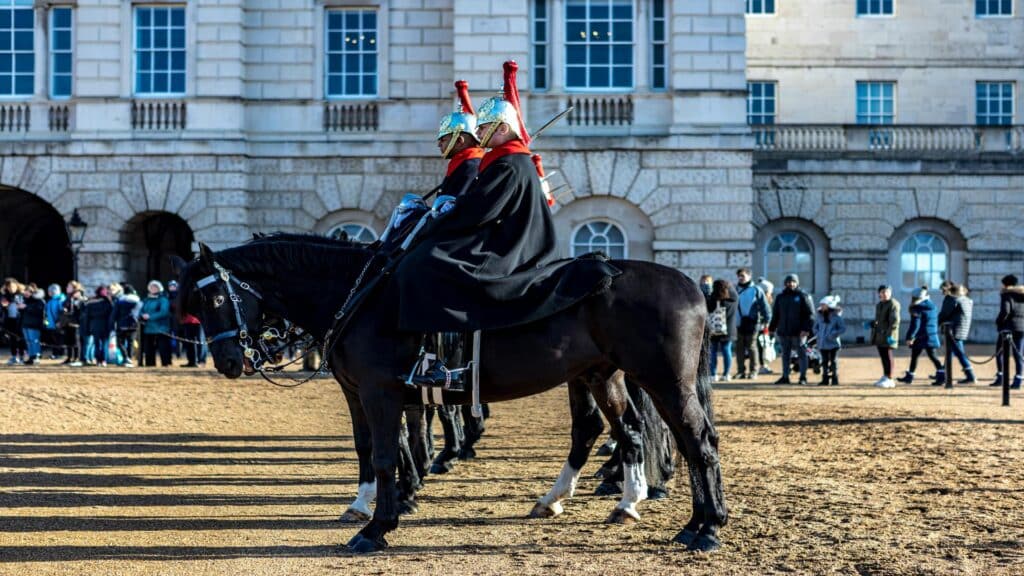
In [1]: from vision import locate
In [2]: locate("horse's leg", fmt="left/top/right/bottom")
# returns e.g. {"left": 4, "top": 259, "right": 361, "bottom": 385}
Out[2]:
{"left": 404, "top": 406, "right": 430, "bottom": 485}
{"left": 529, "top": 378, "right": 605, "bottom": 518}
{"left": 424, "top": 406, "right": 436, "bottom": 461}
{"left": 587, "top": 371, "right": 648, "bottom": 525}
{"left": 634, "top": 348, "right": 727, "bottom": 552}
{"left": 429, "top": 405, "right": 462, "bottom": 474}
{"left": 339, "top": 386, "right": 376, "bottom": 523}
{"left": 396, "top": 417, "right": 421, "bottom": 515}
{"left": 347, "top": 384, "right": 405, "bottom": 553}
{"left": 459, "top": 403, "right": 486, "bottom": 460}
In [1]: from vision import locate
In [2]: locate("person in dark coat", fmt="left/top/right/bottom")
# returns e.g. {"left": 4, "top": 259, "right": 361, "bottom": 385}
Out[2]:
{"left": 111, "top": 284, "right": 141, "bottom": 367}
{"left": 61, "top": 281, "right": 85, "bottom": 365}
{"left": 768, "top": 274, "right": 814, "bottom": 385}
{"left": 19, "top": 286, "right": 45, "bottom": 365}
{"left": 937, "top": 281, "right": 975, "bottom": 384}
{"left": 898, "top": 286, "right": 944, "bottom": 385}
{"left": 437, "top": 80, "right": 484, "bottom": 199}
{"left": 995, "top": 274, "right": 1024, "bottom": 389}
{"left": 2, "top": 278, "right": 26, "bottom": 364}
{"left": 43, "top": 284, "right": 65, "bottom": 359}
{"left": 81, "top": 285, "right": 114, "bottom": 366}
{"left": 734, "top": 268, "right": 770, "bottom": 380}
{"left": 705, "top": 279, "right": 738, "bottom": 382}
{"left": 397, "top": 62, "right": 618, "bottom": 389}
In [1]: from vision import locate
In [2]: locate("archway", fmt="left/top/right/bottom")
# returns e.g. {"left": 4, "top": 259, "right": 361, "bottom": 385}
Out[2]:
{"left": 0, "top": 187, "right": 72, "bottom": 287}
{"left": 123, "top": 212, "right": 195, "bottom": 290}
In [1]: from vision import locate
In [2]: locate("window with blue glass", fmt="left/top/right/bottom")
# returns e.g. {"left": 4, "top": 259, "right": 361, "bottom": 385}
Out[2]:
{"left": 747, "top": 82, "right": 776, "bottom": 125}
{"left": 857, "top": 0, "right": 893, "bottom": 15}
{"left": 747, "top": 0, "right": 776, "bottom": 15}
{"left": 650, "top": 0, "right": 666, "bottom": 90}
{"left": 532, "top": 0, "right": 548, "bottom": 91}
{"left": 134, "top": 6, "right": 186, "bottom": 96}
{"left": 977, "top": 82, "right": 1014, "bottom": 126}
{"left": 325, "top": 9, "right": 377, "bottom": 98}
{"left": 565, "top": 0, "right": 633, "bottom": 90}
{"left": 50, "top": 7, "right": 72, "bottom": 99}
{"left": 0, "top": 0, "right": 35, "bottom": 97}
{"left": 856, "top": 82, "right": 895, "bottom": 124}
{"left": 976, "top": 0, "right": 1013, "bottom": 16}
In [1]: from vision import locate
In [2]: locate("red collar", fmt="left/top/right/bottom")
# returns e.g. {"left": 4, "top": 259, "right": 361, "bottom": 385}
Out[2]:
{"left": 445, "top": 146, "right": 485, "bottom": 177}
{"left": 479, "top": 140, "right": 532, "bottom": 173}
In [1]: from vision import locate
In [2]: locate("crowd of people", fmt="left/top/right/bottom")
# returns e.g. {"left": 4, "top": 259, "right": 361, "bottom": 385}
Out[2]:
{"left": 700, "top": 268, "right": 1024, "bottom": 389}
{"left": 1, "top": 277, "right": 205, "bottom": 368}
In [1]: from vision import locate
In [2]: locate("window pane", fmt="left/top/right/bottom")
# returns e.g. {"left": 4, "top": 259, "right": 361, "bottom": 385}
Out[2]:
{"left": 613, "top": 66, "right": 630, "bottom": 87}
{"left": 54, "top": 74, "right": 70, "bottom": 97}
{"left": 154, "top": 8, "right": 167, "bottom": 27}
{"left": 170, "top": 72, "right": 185, "bottom": 93}
{"left": 13, "top": 30, "right": 30, "bottom": 50}
{"left": 590, "top": 44, "right": 609, "bottom": 64}
{"left": 153, "top": 72, "right": 167, "bottom": 92}
{"left": 567, "top": 65, "right": 585, "bottom": 87}
{"left": 171, "top": 7, "right": 184, "bottom": 27}
{"left": 13, "top": 73, "right": 30, "bottom": 94}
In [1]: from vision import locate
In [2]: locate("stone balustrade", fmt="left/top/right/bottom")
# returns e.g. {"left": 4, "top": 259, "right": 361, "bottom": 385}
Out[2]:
{"left": 753, "top": 124, "right": 1024, "bottom": 154}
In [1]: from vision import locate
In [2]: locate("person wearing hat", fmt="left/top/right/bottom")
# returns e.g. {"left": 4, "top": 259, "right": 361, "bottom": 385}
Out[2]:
{"left": 396, "top": 61, "right": 618, "bottom": 389}
{"left": 140, "top": 280, "right": 172, "bottom": 367}
{"left": 812, "top": 294, "right": 846, "bottom": 386}
{"left": 994, "top": 274, "right": 1024, "bottom": 389}
{"left": 871, "top": 285, "right": 901, "bottom": 388}
{"left": 897, "top": 286, "right": 944, "bottom": 385}
{"left": 754, "top": 277, "right": 776, "bottom": 375}
{"left": 937, "top": 281, "right": 975, "bottom": 385}
{"left": 767, "top": 274, "right": 814, "bottom": 385}
{"left": 437, "top": 80, "right": 485, "bottom": 199}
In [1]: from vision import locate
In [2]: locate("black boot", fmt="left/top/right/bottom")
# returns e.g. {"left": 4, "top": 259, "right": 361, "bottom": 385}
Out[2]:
{"left": 402, "top": 332, "right": 469, "bottom": 391}
{"left": 957, "top": 369, "right": 976, "bottom": 385}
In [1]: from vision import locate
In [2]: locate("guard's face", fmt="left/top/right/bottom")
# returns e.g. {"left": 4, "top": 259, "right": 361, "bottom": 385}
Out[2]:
{"left": 437, "top": 134, "right": 453, "bottom": 155}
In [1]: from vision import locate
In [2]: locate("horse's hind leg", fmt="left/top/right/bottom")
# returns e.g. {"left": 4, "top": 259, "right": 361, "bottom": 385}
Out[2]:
{"left": 404, "top": 406, "right": 429, "bottom": 486}
{"left": 430, "top": 405, "right": 463, "bottom": 474}
{"left": 529, "top": 378, "right": 605, "bottom": 518}
{"left": 396, "top": 422, "right": 421, "bottom": 515}
{"left": 459, "top": 403, "right": 486, "bottom": 460}
{"left": 587, "top": 370, "right": 648, "bottom": 524}
{"left": 339, "top": 386, "right": 376, "bottom": 523}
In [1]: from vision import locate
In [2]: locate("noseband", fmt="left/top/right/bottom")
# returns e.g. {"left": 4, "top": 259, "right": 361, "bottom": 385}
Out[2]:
{"left": 194, "top": 262, "right": 267, "bottom": 364}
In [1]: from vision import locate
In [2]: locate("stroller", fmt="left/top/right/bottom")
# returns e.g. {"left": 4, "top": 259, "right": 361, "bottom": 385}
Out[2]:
{"left": 788, "top": 334, "right": 822, "bottom": 375}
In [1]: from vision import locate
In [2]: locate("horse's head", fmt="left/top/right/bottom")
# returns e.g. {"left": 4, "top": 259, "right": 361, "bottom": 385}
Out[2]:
{"left": 172, "top": 243, "right": 263, "bottom": 379}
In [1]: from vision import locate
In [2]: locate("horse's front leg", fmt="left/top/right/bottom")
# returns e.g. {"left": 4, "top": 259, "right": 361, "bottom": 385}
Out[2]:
{"left": 339, "top": 386, "right": 376, "bottom": 523}
{"left": 347, "top": 384, "right": 405, "bottom": 554}
{"left": 430, "top": 405, "right": 462, "bottom": 474}
{"left": 530, "top": 378, "right": 605, "bottom": 518}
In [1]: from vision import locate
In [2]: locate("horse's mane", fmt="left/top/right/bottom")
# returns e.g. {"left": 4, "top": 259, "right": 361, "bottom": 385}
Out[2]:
{"left": 177, "top": 233, "right": 376, "bottom": 325}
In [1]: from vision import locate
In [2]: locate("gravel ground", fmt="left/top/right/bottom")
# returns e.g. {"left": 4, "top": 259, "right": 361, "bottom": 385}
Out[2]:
{"left": 0, "top": 346, "right": 1022, "bottom": 575}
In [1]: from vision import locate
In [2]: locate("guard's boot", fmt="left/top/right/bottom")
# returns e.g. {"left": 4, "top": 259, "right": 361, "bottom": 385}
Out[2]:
{"left": 897, "top": 371, "right": 914, "bottom": 384}
{"left": 403, "top": 332, "right": 469, "bottom": 391}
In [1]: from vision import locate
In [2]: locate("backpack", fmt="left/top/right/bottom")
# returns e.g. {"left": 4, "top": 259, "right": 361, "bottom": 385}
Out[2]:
{"left": 708, "top": 304, "right": 728, "bottom": 337}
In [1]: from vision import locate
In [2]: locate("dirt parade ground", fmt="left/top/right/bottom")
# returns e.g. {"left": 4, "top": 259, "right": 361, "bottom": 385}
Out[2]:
{"left": 1, "top": 346, "right": 1022, "bottom": 575}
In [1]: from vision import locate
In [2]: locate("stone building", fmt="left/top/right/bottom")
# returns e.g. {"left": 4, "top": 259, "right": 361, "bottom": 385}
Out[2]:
{"left": 747, "top": 0, "right": 1023, "bottom": 341}
{"left": 0, "top": 0, "right": 1019, "bottom": 341}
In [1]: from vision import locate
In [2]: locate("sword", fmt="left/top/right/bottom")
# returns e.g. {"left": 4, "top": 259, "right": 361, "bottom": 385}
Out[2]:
{"left": 424, "top": 106, "right": 574, "bottom": 201}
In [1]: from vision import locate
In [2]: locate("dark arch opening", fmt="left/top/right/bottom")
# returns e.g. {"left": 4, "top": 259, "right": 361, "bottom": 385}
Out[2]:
{"left": 123, "top": 212, "right": 195, "bottom": 290}
{"left": 0, "top": 187, "right": 72, "bottom": 288}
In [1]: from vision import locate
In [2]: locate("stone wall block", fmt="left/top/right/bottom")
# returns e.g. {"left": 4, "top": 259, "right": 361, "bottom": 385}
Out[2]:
{"left": 757, "top": 189, "right": 781, "bottom": 221}
{"left": 209, "top": 190, "right": 250, "bottom": 207}
{"left": 659, "top": 168, "right": 726, "bottom": 186}
{"left": 36, "top": 174, "right": 68, "bottom": 204}
{"left": 314, "top": 175, "right": 342, "bottom": 212}
{"left": 915, "top": 189, "right": 940, "bottom": 218}
{"left": 218, "top": 156, "right": 248, "bottom": 172}
{"left": 560, "top": 153, "right": 591, "bottom": 197}
{"left": 142, "top": 173, "right": 171, "bottom": 211}
{"left": 704, "top": 150, "right": 750, "bottom": 168}
{"left": 640, "top": 187, "right": 671, "bottom": 215}
{"left": 935, "top": 189, "right": 962, "bottom": 223}
{"left": 650, "top": 205, "right": 683, "bottom": 227}
{"left": 625, "top": 169, "right": 657, "bottom": 206}
{"left": 727, "top": 251, "right": 752, "bottom": 267}
{"left": 586, "top": 151, "right": 616, "bottom": 196}
{"left": 798, "top": 189, "right": 823, "bottom": 221}
{"left": 655, "top": 222, "right": 704, "bottom": 240}
{"left": 654, "top": 251, "right": 679, "bottom": 268}
{"left": 20, "top": 157, "right": 52, "bottom": 194}
{"left": 641, "top": 151, "right": 703, "bottom": 168}
{"left": 178, "top": 191, "right": 208, "bottom": 221}
{"left": 777, "top": 188, "right": 802, "bottom": 217}
{"left": 215, "top": 207, "right": 249, "bottom": 225}
{"left": 358, "top": 177, "right": 385, "bottom": 213}
{"left": 896, "top": 189, "right": 919, "bottom": 221}
{"left": 751, "top": 203, "right": 768, "bottom": 228}
{"left": 164, "top": 174, "right": 193, "bottom": 214}
{"left": 301, "top": 190, "right": 327, "bottom": 222}
{"left": 54, "top": 157, "right": 96, "bottom": 172}
{"left": 680, "top": 251, "right": 726, "bottom": 268}
{"left": 338, "top": 174, "right": 366, "bottom": 209}
{"left": 73, "top": 172, "right": 120, "bottom": 191}
{"left": 609, "top": 151, "right": 639, "bottom": 198}
{"left": 119, "top": 174, "right": 148, "bottom": 212}
{"left": 105, "top": 191, "right": 137, "bottom": 222}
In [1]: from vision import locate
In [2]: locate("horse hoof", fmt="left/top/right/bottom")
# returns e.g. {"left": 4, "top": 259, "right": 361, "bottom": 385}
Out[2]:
{"left": 594, "top": 481, "right": 622, "bottom": 496}
{"left": 397, "top": 500, "right": 419, "bottom": 516}
{"left": 605, "top": 507, "right": 639, "bottom": 525}
{"left": 430, "top": 459, "right": 457, "bottom": 475}
{"left": 347, "top": 534, "right": 388, "bottom": 554}
{"left": 528, "top": 500, "right": 563, "bottom": 518}
{"left": 672, "top": 528, "right": 699, "bottom": 546}
{"left": 338, "top": 508, "right": 371, "bottom": 523}
{"left": 687, "top": 534, "right": 721, "bottom": 553}
{"left": 458, "top": 447, "right": 477, "bottom": 460}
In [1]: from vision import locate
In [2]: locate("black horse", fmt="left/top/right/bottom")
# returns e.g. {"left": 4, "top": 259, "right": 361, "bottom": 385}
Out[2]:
{"left": 176, "top": 236, "right": 727, "bottom": 553}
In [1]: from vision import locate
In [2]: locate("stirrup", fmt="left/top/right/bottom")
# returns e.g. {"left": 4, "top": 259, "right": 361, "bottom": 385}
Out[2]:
{"left": 404, "top": 363, "right": 468, "bottom": 391}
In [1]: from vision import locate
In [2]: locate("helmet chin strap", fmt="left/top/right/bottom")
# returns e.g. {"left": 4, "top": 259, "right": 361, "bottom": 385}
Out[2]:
{"left": 478, "top": 122, "right": 500, "bottom": 149}
{"left": 441, "top": 133, "right": 461, "bottom": 159}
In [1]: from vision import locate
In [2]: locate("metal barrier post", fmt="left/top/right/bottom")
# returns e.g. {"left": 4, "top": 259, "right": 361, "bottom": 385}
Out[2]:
{"left": 944, "top": 325, "right": 954, "bottom": 389}
{"left": 1002, "top": 332, "right": 1011, "bottom": 408}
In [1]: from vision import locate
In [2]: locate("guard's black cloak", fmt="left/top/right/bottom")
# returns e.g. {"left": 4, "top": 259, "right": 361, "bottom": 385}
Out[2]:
{"left": 397, "top": 150, "right": 619, "bottom": 332}
{"left": 440, "top": 148, "right": 482, "bottom": 198}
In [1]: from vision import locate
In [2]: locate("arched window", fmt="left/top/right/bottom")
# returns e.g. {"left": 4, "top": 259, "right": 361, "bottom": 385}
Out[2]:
{"left": 900, "top": 232, "right": 948, "bottom": 291}
{"left": 327, "top": 223, "right": 377, "bottom": 243}
{"left": 763, "top": 231, "right": 815, "bottom": 295}
{"left": 571, "top": 220, "right": 627, "bottom": 259}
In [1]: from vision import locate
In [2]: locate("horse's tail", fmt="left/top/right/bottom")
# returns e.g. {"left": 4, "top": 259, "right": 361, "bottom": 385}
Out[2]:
{"left": 696, "top": 326, "right": 715, "bottom": 427}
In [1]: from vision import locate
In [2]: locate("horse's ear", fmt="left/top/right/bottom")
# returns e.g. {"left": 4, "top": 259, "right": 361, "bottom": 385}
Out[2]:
{"left": 198, "top": 242, "right": 215, "bottom": 263}
{"left": 168, "top": 255, "right": 187, "bottom": 277}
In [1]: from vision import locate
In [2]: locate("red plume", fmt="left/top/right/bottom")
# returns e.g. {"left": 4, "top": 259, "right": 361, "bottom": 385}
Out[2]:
{"left": 532, "top": 154, "right": 555, "bottom": 207}
{"left": 502, "top": 61, "right": 531, "bottom": 145}
{"left": 454, "top": 80, "right": 474, "bottom": 115}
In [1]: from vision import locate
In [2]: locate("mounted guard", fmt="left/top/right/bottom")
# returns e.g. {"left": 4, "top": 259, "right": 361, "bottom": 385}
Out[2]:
{"left": 396, "top": 61, "right": 620, "bottom": 390}
{"left": 438, "top": 79, "right": 485, "bottom": 198}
